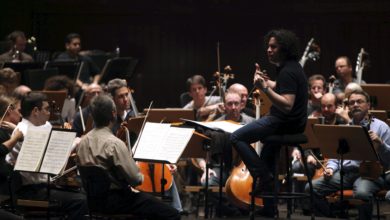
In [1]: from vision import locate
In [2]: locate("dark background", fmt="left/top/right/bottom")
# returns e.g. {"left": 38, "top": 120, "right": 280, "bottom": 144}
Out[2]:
{"left": 1, "top": 0, "right": 390, "bottom": 109}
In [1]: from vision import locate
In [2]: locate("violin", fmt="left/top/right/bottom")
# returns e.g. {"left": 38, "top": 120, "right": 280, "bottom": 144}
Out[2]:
{"left": 225, "top": 89, "right": 263, "bottom": 209}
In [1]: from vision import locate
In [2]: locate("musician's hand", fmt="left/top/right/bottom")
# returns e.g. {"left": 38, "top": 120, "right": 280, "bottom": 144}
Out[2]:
{"left": 307, "top": 155, "right": 317, "bottom": 165}
{"left": 253, "top": 63, "right": 267, "bottom": 89}
{"left": 63, "top": 122, "right": 72, "bottom": 130}
{"left": 369, "top": 130, "right": 383, "bottom": 150}
{"left": 335, "top": 106, "right": 350, "bottom": 122}
{"left": 200, "top": 168, "right": 217, "bottom": 184}
{"left": 1, "top": 121, "right": 16, "bottom": 132}
{"left": 167, "top": 164, "right": 177, "bottom": 173}
{"left": 217, "top": 103, "right": 225, "bottom": 114}
{"left": 324, "top": 168, "right": 334, "bottom": 177}
{"left": 291, "top": 148, "right": 301, "bottom": 161}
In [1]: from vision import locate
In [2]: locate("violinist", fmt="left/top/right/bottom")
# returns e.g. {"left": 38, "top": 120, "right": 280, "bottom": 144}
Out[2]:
{"left": 0, "top": 68, "right": 20, "bottom": 96}
{"left": 308, "top": 90, "right": 390, "bottom": 219}
{"left": 72, "top": 83, "right": 102, "bottom": 137}
{"left": 183, "top": 75, "right": 222, "bottom": 121}
{"left": 0, "top": 31, "right": 33, "bottom": 63}
{"left": 230, "top": 29, "right": 308, "bottom": 217}
{"left": 77, "top": 94, "right": 180, "bottom": 220}
{"left": 5, "top": 92, "right": 88, "bottom": 219}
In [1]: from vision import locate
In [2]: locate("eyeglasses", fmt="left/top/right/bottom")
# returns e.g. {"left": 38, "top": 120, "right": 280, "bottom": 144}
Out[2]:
{"left": 348, "top": 99, "right": 366, "bottom": 106}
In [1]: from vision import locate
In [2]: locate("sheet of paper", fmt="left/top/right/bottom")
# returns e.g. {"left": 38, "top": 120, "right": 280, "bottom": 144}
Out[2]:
{"left": 181, "top": 119, "right": 243, "bottom": 133}
{"left": 134, "top": 122, "right": 194, "bottom": 163}
{"left": 40, "top": 130, "right": 76, "bottom": 175}
{"left": 161, "top": 127, "right": 194, "bottom": 163}
{"left": 14, "top": 128, "right": 51, "bottom": 172}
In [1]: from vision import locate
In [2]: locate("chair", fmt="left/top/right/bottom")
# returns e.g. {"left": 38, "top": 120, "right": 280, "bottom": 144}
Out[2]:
{"left": 180, "top": 92, "right": 192, "bottom": 107}
{"left": 78, "top": 165, "right": 140, "bottom": 219}
{"left": 250, "top": 133, "right": 314, "bottom": 220}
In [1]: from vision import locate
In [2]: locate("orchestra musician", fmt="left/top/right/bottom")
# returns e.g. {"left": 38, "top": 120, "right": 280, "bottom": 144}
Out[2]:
{"left": 228, "top": 83, "right": 255, "bottom": 118}
{"left": 0, "top": 68, "right": 20, "bottom": 96}
{"left": 5, "top": 92, "right": 88, "bottom": 219}
{"left": 11, "top": 85, "right": 32, "bottom": 100}
{"left": 333, "top": 56, "right": 366, "bottom": 101}
{"left": 230, "top": 29, "right": 308, "bottom": 217}
{"left": 72, "top": 83, "right": 102, "bottom": 137}
{"left": 106, "top": 78, "right": 135, "bottom": 134}
{"left": 183, "top": 75, "right": 222, "bottom": 121}
{"left": 77, "top": 94, "right": 180, "bottom": 220}
{"left": 307, "top": 74, "right": 326, "bottom": 117}
{"left": 0, "top": 31, "right": 33, "bottom": 63}
{"left": 307, "top": 90, "right": 390, "bottom": 219}
{"left": 55, "top": 33, "right": 101, "bottom": 90}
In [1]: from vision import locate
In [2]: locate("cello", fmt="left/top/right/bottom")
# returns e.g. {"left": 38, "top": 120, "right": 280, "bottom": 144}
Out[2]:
{"left": 225, "top": 89, "right": 263, "bottom": 209}
{"left": 116, "top": 90, "right": 173, "bottom": 194}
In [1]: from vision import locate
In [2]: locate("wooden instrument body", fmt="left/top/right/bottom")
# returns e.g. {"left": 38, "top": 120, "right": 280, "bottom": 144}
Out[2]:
{"left": 135, "top": 162, "right": 173, "bottom": 193}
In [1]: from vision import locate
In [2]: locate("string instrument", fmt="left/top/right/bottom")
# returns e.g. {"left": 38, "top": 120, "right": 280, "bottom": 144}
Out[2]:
{"left": 116, "top": 95, "right": 173, "bottom": 193}
{"left": 225, "top": 89, "right": 263, "bottom": 209}
{"left": 299, "top": 38, "right": 320, "bottom": 68}
{"left": 355, "top": 48, "right": 369, "bottom": 85}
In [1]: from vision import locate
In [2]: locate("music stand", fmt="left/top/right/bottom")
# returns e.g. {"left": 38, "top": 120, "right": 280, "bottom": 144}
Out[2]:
{"left": 361, "top": 84, "right": 390, "bottom": 111}
{"left": 3, "top": 62, "right": 44, "bottom": 80}
{"left": 99, "top": 57, "right": 138, "bottom": 84}
{"left": 41, "top": 90, "right": 67, "bottom": 124}
{"left": 313, "top": 124, "right": 378, "bottom": 216}
{"left": 24, "top": 68, "right": 59, "bottom": 90}
{"left": 144, "top": 108, "right": 195, "bottom": 123}
{"left": 44, "top": 61, "right": 82, "bottom": 83}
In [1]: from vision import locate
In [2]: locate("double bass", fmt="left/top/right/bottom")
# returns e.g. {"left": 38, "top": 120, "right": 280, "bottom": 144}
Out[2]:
{"left": 225, "top": 89, "right": 263, "bottom": 209}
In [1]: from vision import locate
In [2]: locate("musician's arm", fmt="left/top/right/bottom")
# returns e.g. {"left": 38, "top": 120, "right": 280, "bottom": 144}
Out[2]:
{"left": 112, "top": 143, "right": 144, "bottom": 187}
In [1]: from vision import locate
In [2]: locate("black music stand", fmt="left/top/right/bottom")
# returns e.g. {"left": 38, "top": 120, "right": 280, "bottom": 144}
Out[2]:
{"left": 313, "top": 124, "right": 379, "bottom": 217}
{"left": 24, "top": 68, "right": 59, "bottom": 90}
{"left": 99, "top": 57, "right": 138, "bottom": 83}
{"left": 361, "top": 84, "right": 390, "bottom": 111}
{"left": 44, "top": 61, "right": 82, "bottom": 83}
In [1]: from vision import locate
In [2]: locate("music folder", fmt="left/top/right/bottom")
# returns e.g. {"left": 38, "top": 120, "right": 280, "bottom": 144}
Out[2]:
{"left": 132, "top": 122, "right": 195, "bottom": 164}
{"left": 14, "top": 128, "right": 76, "bottom": 175}
{"left": 313, "top": 124, "right": 378, "bottom": 161}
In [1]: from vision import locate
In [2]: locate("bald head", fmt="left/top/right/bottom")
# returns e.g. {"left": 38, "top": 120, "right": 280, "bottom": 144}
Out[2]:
{"left": 228, "top": 83, "right": 248, "bottom": 109}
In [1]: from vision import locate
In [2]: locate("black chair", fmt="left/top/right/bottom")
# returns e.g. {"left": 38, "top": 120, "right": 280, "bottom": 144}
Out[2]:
{"left": 78, "top": 165, "right": 141, "bottom": 219}
{"left": 179, "top": 92, "right": 192, "bottom": 107}
{"left": 250, "top": 133, "right": 314, "bottom": 220}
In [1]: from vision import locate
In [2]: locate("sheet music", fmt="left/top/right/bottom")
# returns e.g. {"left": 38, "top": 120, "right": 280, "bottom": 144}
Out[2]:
{"left": 134, "top": 122, "right": 194, "bottom": 163}
{"left": 40, "top": 130, "right": 76, "bottom": 175}
{"left": 14, "top": 128, "right": 51, "bottom": 172}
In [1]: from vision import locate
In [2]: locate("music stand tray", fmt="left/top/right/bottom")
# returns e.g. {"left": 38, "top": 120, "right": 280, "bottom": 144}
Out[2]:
{"left": 99, "top": 57, "right": 138, "bottom": 83}
{"left": 313, "top": 124, "right": 378, "bottom": 161}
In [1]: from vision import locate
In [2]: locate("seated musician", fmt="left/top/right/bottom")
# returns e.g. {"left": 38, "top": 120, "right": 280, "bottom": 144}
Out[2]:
{"left": 0, "top": 68, "right": 20, "bottom": 96}
{"left": 332, "top": 56, "right": 365, "bottom": 102}
{"left": 307, "top": 74, "right": 326, "bottom": 117}
{"left": 228, "top": 83, "right": 254, "bottom": 118}
{"left": 0, "top": 31, "right": 33, "bottom": 63}
{"left": 55, "top": 33, "right": 100, "bottom": 90}
{"left": 198, "top": 91, "right": 255, "bottom": 186}
{"left": 307, "top": 90, "right": 390, "bottom": 219}
{"left": 183, "top": 75, "right": 222, "bottom": 121}
{"left": 106, "top": 78, "right": 135, "bottom": 134}
{"left": 77, "top": 94, "right": 180, "bottom": 220}
{"left": 5, "top": 92, "right": 88, "bottom": 219}
{"left": 72, "top": 83, "right": 102, "bottom": 137}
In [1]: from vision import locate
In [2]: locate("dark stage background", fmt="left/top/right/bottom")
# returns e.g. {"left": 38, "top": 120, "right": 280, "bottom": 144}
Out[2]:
{"left": 1, "top": 0, "right": 390, "bottom": 109}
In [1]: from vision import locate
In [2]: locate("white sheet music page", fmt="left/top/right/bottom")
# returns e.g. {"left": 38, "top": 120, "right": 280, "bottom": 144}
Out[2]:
{"left": 161, "top": 127, "right": 194, "bottom": 163}
{"left": 205, "top": 121, "right": 243, "bottom": 133}
{"left": 133, "top": 122, "right": 194, "bottom": 163}
{"left": 14, "top": 128, "right": 51, "bottom": 172}
{"left": 40, "top": 130, "right": 76, "bottom": 175}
